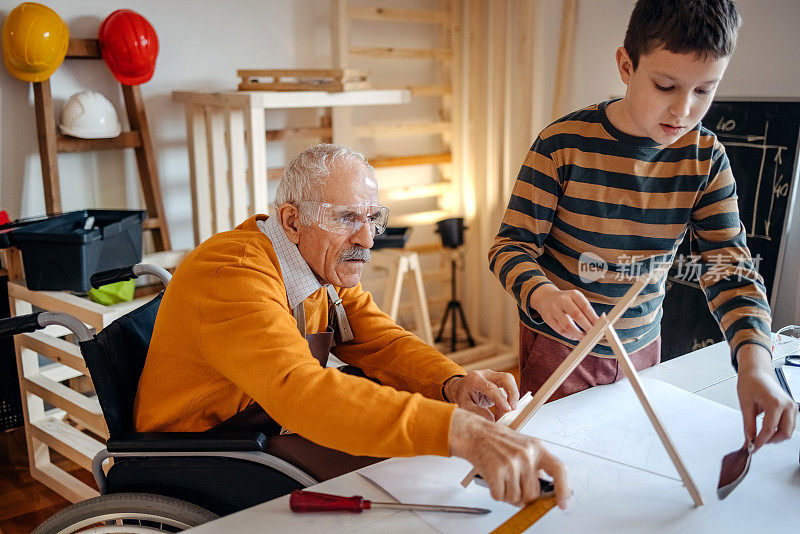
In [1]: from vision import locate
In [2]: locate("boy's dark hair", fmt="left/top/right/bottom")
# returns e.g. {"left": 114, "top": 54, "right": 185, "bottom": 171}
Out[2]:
{"left": 624, "top": 0, "right": 742, "bottom": 69}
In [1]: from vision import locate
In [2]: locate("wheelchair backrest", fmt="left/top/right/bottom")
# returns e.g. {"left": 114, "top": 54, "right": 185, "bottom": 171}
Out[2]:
{"left": 79, "top": 293, "right": 162, "bottom": 437}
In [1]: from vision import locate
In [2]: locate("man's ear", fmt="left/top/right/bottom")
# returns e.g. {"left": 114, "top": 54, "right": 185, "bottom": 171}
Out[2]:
{"left": 277, "top": 203, "right": 301, "bottom": 244}
{"left": 616, "top": 46, "right": 634, "bottom": 86}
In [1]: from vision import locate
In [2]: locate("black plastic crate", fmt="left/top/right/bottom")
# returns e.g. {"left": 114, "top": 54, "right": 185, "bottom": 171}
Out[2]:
{"left": 0, "top": 273, "right": 23, "bottom": 431}
{"left": 372, "top": 227, "right": 411, "bottom": 249}
{"left": 11, "top": 209, "right": 146, "bottom": 292}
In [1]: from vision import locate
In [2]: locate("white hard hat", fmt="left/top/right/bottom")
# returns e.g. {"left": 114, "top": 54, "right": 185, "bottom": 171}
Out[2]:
{"left": 59, "top": 90, "right": 122, "bottom": 139}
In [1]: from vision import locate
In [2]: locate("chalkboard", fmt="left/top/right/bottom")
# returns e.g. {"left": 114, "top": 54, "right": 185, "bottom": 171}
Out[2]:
{"left": 661, "top": 99, "right": 800, "bottom": 360}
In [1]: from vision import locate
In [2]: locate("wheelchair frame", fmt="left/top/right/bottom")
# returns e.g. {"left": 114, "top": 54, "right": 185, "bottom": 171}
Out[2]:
{"left": 0, "top": 264, "right": 319, "bottom": 531}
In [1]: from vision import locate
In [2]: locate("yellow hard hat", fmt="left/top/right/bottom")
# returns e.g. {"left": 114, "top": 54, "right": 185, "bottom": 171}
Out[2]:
{"left": 2, "top": 2, "right": 69, "bottom": 82}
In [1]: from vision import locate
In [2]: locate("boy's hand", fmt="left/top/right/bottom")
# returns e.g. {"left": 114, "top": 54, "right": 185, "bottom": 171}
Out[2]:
{"left": 530, "top": 284, "right": 599, "bottom": 340}
{"left": 448, "top": 407, "right": 570, "bottom": 508}
{"left": 443, "top": 370, "right": 520, "bottom": 421}
{"left": 736, "top": 344, "right": 797, "bottom": 451}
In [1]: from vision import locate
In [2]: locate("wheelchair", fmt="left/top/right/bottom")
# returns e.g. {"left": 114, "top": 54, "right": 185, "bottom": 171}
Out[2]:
{"left": 0, "top": 264, "right": 320, "bottom": 533}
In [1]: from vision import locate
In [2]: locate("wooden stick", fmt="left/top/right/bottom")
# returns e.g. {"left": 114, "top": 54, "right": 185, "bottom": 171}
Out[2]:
{"left": 605, "top": 326, "right": 704, "bottom": 507}
{"left": 460, "top": 274, "right": 651, "bottom": 486}
{"left": 551, "top": 0, "right": 578, "bottom": 121}
{"left": 348, "top": 6, "right": 451, "bottom": 24}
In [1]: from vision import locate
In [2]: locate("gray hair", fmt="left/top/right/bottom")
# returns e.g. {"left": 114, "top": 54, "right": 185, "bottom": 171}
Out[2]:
{"left": 274, "top": 144, "right": 374, "bottom": 224}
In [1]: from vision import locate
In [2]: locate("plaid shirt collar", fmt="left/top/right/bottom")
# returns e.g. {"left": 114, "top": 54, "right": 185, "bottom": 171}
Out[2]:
{"left": 257, "top": 216, "right": 322, "bottom": 310}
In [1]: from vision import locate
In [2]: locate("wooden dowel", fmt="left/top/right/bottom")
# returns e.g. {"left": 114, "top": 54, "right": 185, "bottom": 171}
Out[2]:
{"left": 460, "top": 273, "right": 652, "bottom": 486}
{"left": 460, "top": 313, "right": 611, "bottom": 487}
{"left": 606, "top": 326, "right": 704, "bottom": 507}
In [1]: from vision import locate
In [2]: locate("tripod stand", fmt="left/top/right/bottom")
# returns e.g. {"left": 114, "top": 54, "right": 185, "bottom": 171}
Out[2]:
{"left": 435, "top": 251, "right": 475, "bottom": 352}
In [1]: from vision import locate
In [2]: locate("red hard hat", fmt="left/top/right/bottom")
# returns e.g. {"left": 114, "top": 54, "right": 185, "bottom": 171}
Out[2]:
{"left": 98, "top": 9, "right": 158, "bottom": 85}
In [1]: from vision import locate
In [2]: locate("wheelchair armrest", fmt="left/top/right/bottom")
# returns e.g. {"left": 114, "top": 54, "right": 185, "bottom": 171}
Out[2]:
{"left": 107, "top": 432, "right": 267, "bottom": 453}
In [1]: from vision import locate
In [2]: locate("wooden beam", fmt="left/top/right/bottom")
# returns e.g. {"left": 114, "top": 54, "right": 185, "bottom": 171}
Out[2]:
{"left": 238, "top": 80, "right": 372, "bottom": 92}
{"left": 8, "top": 281, "right": 154, "bottom": 330}
{"left": 29, "top": 417, "right": 105, "bottom": 472}
{"left": 331, "top": 0, "right": 350, "bottom": 69}
{"left": 121, "top": 84, "right": 172, "bottom": 251}
{"left": 370, "top": 152, "right": 451, "bottom": 168}
{"left": 19, "top": 333, "right": 88, "bottom": 375}
{"left": 141, "top": 217, "right": 161, "bottom": 229}
{"left": 40, "top": 362, "right": 83, "bottom": 383}
{"left": 238, "top": 68, "right": 367, "bottom": 79}
{"left": 65, "top": 38, "right": 101, "bottom": 59}
{"left": 56, "top": 131, "right": 143, "bottom": 153}
{"left": 404, "top": 84, "right": 452, "bottom": 97}
{"left": 355, "top": 121, "right": 452, "bottom": 137}
{"left": 551, "top": 0, "right": 579, "bottom": 120}
{"left": 32, "top": 80, "right": 61, "bottom": 214}
{"left": 349, "top": 6, "right": 451, "bottom": 24}
{"left": 23, "top": 374, "right": 107, "bottom": 437}
{"left": 350, "top": 47, "right": 452, "bottom": 60}
{"left": 266, "top": 126, "right": 334, "bottom": 141}
{"left": 33, "top": 462, "right": 99, "bottom": 502}
{"left": 606, "top": 326, "right": 704, "bottom": 506}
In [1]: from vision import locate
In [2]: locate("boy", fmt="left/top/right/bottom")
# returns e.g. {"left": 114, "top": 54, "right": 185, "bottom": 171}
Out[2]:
{"left": 489, "top": 0, "right": 796, "bottom": 451}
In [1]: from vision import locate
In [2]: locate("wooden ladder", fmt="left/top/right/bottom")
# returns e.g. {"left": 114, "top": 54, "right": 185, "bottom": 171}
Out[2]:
{"left": 330, "top": 0, "right": 460, "bottom": 227}
{"left": 32, "top": 38, "right": 171, "bottom": 251}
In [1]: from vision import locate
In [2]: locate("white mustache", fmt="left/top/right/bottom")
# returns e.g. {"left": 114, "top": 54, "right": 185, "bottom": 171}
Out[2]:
{"left": 340, "top": 247, "right": 371, "bottom": 262}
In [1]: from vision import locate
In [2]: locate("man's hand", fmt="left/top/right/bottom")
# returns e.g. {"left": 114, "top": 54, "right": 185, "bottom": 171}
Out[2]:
{"left": 736, "top": 344, "right": 797, "bottom": 451}
{"left": 531, "top": 284, "right": 598, "bottom": 340}
{"left": 449, "top": 408, "right": 569, "bottom": 508}
{"left": 443, "top": 369, "right": 520, "bottom": 421}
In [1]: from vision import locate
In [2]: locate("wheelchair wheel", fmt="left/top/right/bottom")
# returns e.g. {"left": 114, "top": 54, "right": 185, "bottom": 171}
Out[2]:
{"left": 33, "top": 492, "right": 218, "bottom": 533}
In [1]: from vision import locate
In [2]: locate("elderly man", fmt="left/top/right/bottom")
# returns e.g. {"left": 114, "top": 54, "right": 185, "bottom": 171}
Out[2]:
{"left": 134, "top": 144, "right": 568, "bottom": 507}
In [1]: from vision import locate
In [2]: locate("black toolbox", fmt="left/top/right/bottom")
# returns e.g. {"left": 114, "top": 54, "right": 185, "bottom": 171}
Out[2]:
{"left": 7, "top": 209, "right": 146, "bottom": 292}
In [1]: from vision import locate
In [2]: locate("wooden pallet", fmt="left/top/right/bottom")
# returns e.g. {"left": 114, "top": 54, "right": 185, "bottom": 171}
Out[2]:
{"left": 237, "top": 69, "right": 371, "bottom": 92}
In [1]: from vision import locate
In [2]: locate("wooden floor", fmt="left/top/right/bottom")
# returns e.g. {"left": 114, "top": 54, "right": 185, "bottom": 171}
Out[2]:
{"left": 0, "top": 427, "right": 96, "bottom": 534}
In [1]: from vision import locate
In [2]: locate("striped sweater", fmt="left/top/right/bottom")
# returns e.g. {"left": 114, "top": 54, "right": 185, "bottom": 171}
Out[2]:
{"left": 489, "top": 100, "right": 771, "bottom": 365}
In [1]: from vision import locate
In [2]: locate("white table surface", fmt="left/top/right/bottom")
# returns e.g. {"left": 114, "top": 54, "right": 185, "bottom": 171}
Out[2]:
{"left": 185, "top": 335, "right": 798, "bottom": 533}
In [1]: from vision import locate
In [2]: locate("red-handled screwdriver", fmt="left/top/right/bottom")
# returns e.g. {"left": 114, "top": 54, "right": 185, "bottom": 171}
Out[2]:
{"left": 289, "top": 490, "right": 490, "bottom": 514}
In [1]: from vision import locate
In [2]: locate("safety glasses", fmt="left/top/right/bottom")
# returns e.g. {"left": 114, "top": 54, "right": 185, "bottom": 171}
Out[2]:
{"left": 299, "top": 201, "right": 390, "bottom": 236}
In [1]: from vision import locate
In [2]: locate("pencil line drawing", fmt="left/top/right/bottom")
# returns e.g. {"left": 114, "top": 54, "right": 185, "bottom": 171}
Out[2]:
{"left": 716, "top": 119, "right": 790, "bottom": 241}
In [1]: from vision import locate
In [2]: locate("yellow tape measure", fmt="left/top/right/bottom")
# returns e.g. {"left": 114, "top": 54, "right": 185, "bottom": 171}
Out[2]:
{"left": 490, "top": 497, "right": 557, "bottom": 534}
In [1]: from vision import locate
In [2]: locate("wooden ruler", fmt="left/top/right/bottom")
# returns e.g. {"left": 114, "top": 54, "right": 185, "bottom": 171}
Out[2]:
{"left": 489, "top": 497, "right": 557, "bottom": 534}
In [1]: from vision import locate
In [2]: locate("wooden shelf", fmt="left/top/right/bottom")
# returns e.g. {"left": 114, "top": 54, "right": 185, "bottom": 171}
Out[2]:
{"left": 65, "top": 38, "right": 101, "bottom": 60}
{"left": 173, "top": 89, "right": 410, "bottom": 110}
{"left": 266, "top": 126, "right": 333, "bottom": 141}
{"left": 56, "top": 132, "right": 143, "bottom": 153}
{"left": 349, "top": 6, "right": 451, "bottom": 24}
{"left": 350, "top": 47, "right": 453, "bottom": 60}
{"left": 355, "top": 121, "right": 451, "bottom": 137}
{"left": 370, "top": 152, "right": 451, "bottom": 168}
{"left": 7, "top": 281, "right": 154, "bottom": 331}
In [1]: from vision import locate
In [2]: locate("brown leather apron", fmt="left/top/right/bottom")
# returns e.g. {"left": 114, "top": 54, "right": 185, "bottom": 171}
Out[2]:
{"left": 209, "top": 296, "right": 383, "bottom": 482}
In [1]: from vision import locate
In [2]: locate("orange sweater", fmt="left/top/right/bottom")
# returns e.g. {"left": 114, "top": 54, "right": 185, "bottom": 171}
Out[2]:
{"left": 134, "top": 216, "right": 465, "bottom": 457}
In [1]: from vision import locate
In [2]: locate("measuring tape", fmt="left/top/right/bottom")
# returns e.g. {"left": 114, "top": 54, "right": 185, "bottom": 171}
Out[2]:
{"left": 490, "top": 496, "right": 557, "bottom": 534}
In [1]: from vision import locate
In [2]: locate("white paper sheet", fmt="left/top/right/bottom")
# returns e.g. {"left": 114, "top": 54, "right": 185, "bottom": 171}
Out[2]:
{"left": 359, "top": 378, "right": 800, "bottom": 533}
